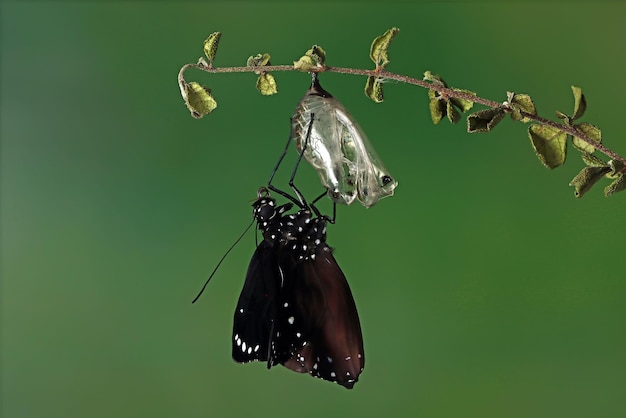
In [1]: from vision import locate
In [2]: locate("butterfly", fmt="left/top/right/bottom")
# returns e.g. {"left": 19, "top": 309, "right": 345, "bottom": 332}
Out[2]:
{"left": 232, "top": 187, "right": 364, "bottom": 389}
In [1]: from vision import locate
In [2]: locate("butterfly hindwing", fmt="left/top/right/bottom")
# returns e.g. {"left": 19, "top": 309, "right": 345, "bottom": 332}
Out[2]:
{"left": 280, "top": 246, "right": 364, "bottom": 389}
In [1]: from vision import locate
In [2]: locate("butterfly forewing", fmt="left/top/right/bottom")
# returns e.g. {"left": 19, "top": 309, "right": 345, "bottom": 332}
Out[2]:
{"left": 232, "top": 241, "right": 281, "bottom": 364}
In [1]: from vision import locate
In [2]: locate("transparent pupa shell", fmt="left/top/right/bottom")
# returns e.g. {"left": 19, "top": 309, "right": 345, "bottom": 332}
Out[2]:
{"left": 291, "top": 75, "right": 397, "bottom": 208}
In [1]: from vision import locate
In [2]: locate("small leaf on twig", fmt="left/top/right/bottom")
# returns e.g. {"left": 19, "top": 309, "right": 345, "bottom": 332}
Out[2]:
{"left": 569, "top": 166, "right": 611, "bottom": 198}
{"left": 203, "top": 32, "right": 222, "bottom": 64}
{"left": 450, "top": 89, "right": 475, "bottom": 113}
{"left": 571, "top": 85, "right": 586, "bottom": 121}
{"left": 581, "top": 152, "right": 606, "bottom": 168}
{"left": 247, "top": 53, "right": 272, "bottom": 69}
{"left": 467, "top": 108, "right": 506, "bottom": 133}
{"left": 572, "top": 122, "right": 602, "bottom": 153}
{"left": 180, "top": 81, "right": 217, "bottom": 118}
{"left": 528, "top": 125, "right": 567, "bottom": 168}
{"left": 446, "top": 101, "right": 461, "bottom": 124}
{"left": 247, "top": 53, "right": 277, "bottom": 95}
{"left": 425, "top": 73, "right": 474, "bottom": 125}
{"left": 370, "top": 27, "right": 399, "bottom": 70}
{"left": 294, "top": 45, "right": 327, "bottom": 71}
{"left": 429, "top": 91, "right": 445, "bottom": 125}
{"left": 256, "top": 73, "right": 277, "bottom": 96}
{"left": 507, "top": 92, "right": 536, "bottom": 122}
{"left": 423, "top": 71, "right": 445, "bottom": 86}
{"left": 306, "top": 45, "right": 326, "bottom": 66}
{"left": 364, "top": 76, "right": 384, "bottom": 103}
{"left": 605, "top": 174, "right": 626, "bottom": 196}
{"left": 293, "top": 55, "right": 316, "bottom": 72}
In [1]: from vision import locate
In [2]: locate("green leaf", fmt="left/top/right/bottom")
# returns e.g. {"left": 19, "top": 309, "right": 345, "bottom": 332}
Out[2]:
{"left": 446, "top": 101, "right": 461, "bottom": 124}
{"left": 364, "top": 76, "right": 384, "bottom": 103}
{"left": 247, "top": 53, "right": 271, "bottom": 68}
{"left": 256, "top": 73, "right": 277, "bottom": 96}
{"left": 369, "top": 27, "right": 399, "bottom": 69}
{"left": 180, "top": 81, "right": 217, "bottom": 118}
{"left": 572, "top": 122, "right": 602, "bottom": 153}
{"left": 203, "top": 32, "right": 222, "bottom": 64}
{"left": 426, "top": 79, "right": 473, "bottom": 124}
{"left": 423, "top": 71, "right": 446, "bottom": 87}
{"left": 450, "top": 89, "right": 475, "bottom": 113}
{"left": 571, "top": 85, "right": 586, "bottom": 121}
{"left": 293, "top": 55, "right": 316, "bottom": 71}
{"left": 581, "top": 152, "right": 607, "bottom": 168}
{"left": 528, "top": 124, "right": 567, "bottom": 168}
{"left": 507, "top": 92, "right": 536, "bottom": 122}
{"left": 605, "top": 174, "right": 626, "bottom": 196}
{"left": 467, "top": 108, "right": 506, "bottom": 133}
{"left": 307, "top": 45, "right": 326, "bottom": 66}
{"left": 569, "top": 166, "right": 611, "bottom": 198}
{"left": 293, "top": 45, "right": 326, "bottom": 71}
{"left": 429, "top": 95, "right": 445, "bottom": 125}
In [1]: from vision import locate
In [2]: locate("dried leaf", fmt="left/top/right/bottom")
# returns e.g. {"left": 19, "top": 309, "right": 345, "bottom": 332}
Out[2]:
{"left": 467, "top": 108, "right": 505, "bottom": 133}
{"left": 569, "top": 166, "right": 611, "bottom": 197}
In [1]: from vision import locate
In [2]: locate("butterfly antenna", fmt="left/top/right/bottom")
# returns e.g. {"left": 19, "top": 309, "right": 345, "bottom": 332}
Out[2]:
{"left": 192, "top": 218, "right": 255, "bottom": 304}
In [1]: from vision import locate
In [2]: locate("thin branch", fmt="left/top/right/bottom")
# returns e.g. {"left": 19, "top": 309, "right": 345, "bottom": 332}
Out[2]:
{"left": 179, "top": 62, "right": 626, "bottom": 168}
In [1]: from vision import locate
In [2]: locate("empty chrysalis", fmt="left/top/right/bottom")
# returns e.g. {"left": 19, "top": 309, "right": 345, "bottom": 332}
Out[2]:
{"left": 291, "top": 74, "right": 398, "bottom": 208}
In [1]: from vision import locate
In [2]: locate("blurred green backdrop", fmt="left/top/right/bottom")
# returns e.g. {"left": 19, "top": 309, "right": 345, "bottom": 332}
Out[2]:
{"left": 2, "top": 2, "right": 626, "bottom": 418}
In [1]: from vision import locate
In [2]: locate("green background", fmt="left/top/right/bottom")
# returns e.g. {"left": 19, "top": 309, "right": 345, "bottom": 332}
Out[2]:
{"left": 3, "top": 2, "right": 626, "bottom": 418}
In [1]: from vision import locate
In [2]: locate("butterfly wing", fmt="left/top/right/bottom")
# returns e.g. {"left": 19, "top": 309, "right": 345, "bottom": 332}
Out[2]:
{"left": 232, "top": 240, "right": 281, "bottom": 364}
{"left": 279, "top": 246, "right": 364, "bottom": 389}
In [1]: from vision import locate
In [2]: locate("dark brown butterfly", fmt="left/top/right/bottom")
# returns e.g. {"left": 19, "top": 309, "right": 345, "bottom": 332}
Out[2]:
{"left": 232, "top": 188, "right": 364, "bottom": 389}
